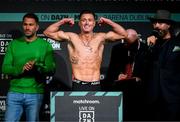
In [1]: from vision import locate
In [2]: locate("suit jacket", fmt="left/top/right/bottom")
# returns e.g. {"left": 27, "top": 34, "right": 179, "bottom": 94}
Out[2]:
{"left": 105, "top": 41, "right": 149, "bottom": 85}
{"left": 147, "top": 35, "right": 180, "bottom": 103}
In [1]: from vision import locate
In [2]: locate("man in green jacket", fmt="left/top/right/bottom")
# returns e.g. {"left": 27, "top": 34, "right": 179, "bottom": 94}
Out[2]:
{"left": 2, "top": 13, "right": 55, "bottom": 121}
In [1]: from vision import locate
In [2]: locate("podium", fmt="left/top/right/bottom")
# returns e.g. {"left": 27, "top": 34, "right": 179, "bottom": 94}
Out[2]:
{"left": 50, "top": 91, "right": 123, "bottom": 122}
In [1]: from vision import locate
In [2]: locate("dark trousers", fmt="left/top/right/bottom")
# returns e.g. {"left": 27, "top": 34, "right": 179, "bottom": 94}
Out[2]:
{"left": 112, "top": 80, "right": 146, "bottom": 121}
{"left": 146, "top": 98, "right": 180, "bottom": 121}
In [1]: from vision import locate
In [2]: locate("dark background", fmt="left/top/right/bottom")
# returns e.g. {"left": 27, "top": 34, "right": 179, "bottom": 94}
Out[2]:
{"left": 0, "top": 0, "right": 180, "bottom": 121}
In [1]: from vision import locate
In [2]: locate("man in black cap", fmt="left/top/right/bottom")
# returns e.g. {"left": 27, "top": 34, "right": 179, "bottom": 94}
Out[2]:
{"left": 145, "top": 10, "right": 180, "bottom": 120}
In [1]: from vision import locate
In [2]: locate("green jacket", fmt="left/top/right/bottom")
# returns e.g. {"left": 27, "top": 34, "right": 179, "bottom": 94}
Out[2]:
{"left": 2, "top": 37, "right": 55, "bottom": 93}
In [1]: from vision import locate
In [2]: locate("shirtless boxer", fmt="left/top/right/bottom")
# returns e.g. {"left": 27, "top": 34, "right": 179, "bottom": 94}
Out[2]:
{"left": 44, "top": 10, "right": 127, "bottom": 91}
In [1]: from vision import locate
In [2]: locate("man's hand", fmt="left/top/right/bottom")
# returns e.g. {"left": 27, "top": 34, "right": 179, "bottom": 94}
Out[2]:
{"left": 118, "top": 73, "right": 128, "bottom": 80}
{"left": 118, "top": 73, "right": 141, "bottom": 82}
{"left": 60, "top": 18, "right": 74, "bottom": 27}
{"left": 23, "top": 60, "right": 35, "bottom": 72}
{"left": 147, "top": 35, "right": 157, "bottom": 46}
{"left": 98, "top": 17, "right": 110, "bottom": 26}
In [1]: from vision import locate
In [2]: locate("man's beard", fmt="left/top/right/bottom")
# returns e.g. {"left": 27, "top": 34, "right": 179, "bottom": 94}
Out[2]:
{"left": 25, "top": 32, "right": 35, "bottom": 38}
{"left": 152, "top": 29, "right": 168, "bottom": 39}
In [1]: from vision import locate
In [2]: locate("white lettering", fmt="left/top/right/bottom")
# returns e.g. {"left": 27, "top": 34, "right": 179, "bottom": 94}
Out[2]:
{"left": 79, "top": 106, "right": 88, "bottom": 111}
{"left": 0, "top": 100, "right": 5, "bottom": 106}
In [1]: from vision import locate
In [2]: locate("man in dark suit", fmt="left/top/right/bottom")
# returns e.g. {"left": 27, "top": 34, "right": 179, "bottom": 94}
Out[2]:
{"left": 146, "top": 10, "right": 180, "bottom": 120}
{"left": 105, "top": 29, "right": 148, "bottom": 120}
{"left": 106, "top": 29, "right": 148, "bottom": 87}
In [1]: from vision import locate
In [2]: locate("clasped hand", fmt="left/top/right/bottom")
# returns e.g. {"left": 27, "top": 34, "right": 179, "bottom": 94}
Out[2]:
{"left": 23, "top": 60, "right": 36, "bottom": 72}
